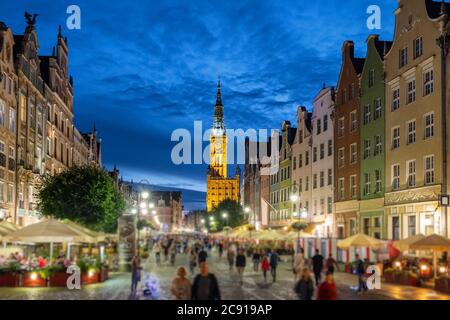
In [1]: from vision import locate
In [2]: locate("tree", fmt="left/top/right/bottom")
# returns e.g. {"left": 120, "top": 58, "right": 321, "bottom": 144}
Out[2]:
{"left": 208, "top": 199, "right": 245, "bottom": 231}
{"left": 291, "top": 221, "right": 308, "bottom": 232}
{"left": 137, "top": 219, "right": 154, "bottom": 231}
{"left": 37, "top": 165, "right": 125, "bottom": 233}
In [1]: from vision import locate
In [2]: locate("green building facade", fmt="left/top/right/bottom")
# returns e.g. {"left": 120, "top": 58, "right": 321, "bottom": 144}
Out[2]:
{"left": 359, "top": 35, "right": 392, "bottom": 240}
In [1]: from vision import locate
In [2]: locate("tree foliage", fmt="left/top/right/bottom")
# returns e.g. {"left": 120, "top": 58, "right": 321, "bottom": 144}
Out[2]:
{"left": 291, "top": 221, "right": 308, "bottom": 231}
{"left": 208, "top": 199, "right": 245, "bottom": 231}
{"left": 37, "top": 165, "right": 125, "bottom": 233}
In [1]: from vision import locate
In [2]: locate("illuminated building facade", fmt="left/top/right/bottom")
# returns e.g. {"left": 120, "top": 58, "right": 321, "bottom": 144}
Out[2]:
{"left": 206, "top": 81, "right": 240, "bottom": 212}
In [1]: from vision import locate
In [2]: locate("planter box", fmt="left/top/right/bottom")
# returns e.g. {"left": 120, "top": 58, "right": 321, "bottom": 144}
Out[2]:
{"left": 82, "top": 272, "right": 100, "bottom": 285}
{"left": 0, "top": 272, "right": 19, "bottom": 287}
{"left": 435, "top": 277, "right": 450, "bottom": 294}
{"left": 21, "top": 272, "right": 47, "bottom": 287}
{"left": 49, "top": 272, "right": 71, "bottom": 287}
{"left": 400, "top": 274, "right": 417, "bottom": 287}
{"left": 384, "top": 273, "right": 395, "bottom": 284}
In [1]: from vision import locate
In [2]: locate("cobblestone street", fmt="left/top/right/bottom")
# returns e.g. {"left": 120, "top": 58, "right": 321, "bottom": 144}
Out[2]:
{"left": 1, "top": 248, "right": 450, "bottom": 300}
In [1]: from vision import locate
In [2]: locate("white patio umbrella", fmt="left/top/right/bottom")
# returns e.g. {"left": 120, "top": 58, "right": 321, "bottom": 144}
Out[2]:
{"left": 5, "top": 219, "right": 96, "bottom": 264}
{"left": 409, "top": 234, "right": 450, "bottom": 278}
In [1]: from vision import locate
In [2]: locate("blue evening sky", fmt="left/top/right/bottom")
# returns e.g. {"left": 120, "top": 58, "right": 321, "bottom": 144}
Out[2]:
{"left": 2, "top": 0, "right": 397, "bottom": 210}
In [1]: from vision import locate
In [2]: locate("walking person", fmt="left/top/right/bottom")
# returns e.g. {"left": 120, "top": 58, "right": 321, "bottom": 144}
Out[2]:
{"left": 294, "top": 268, "right": 314, "bottom": 300}
{"left": 317, "top": 271, "right": 337, "bottom": 300}
{"left": 355, "top": 254, "right": 368, "bottom": 292}
{"left": 218, "top": 242, "right": 224, "bottom": 258}
{"left": 293, "top": 248, "right": 305, "bottom": 281}
{"left": 236, "top": 249, "right": 246, "bottom": 286}
{"left": 153, "top": 242, "right": 161, "bottom": 265}
{"left": 261, "top": 253, "right": 270, "bottom": 282}
{"left": 227, "top": 245, "right": 236, "bottom": 271}
{"left": 312, "top": 249, "right": 324, "bottom": 286}
{"left": 325, "top": 254, "right": 338, "bottom": 274}
{"left": 269, "top": 249, "right": 279, "bottom": 282}
{"left": 171, "top": 266, "right": 192, "bottom": 300}
{"left": 188, "top": 248, "right": 197, "bottom": 275}
{"left": 169, "top": 243, "right": 177, "bottom": 266}
{"left": 198, "top": 246, "right": 208, "bottom": 264}
{"left": 191, "top": 262, "right": 221, "bottom": 300}
{"left": 252, "top": 249, "right": 261, "bottom": 272}
{"left": 130, "top": 255, "right": 142, "bottom": 295}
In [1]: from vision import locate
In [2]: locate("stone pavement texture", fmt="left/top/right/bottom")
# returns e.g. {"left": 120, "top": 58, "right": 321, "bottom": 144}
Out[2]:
{"left": 0, "top": 249, "right": 449, "bottom": 300}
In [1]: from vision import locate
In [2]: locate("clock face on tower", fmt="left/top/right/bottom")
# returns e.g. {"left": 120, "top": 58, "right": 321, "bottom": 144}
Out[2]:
{"left": 214, "top": 140, "right": 222, "bottom": 152}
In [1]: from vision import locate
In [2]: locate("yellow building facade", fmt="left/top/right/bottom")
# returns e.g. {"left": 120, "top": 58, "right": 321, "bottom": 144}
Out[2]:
{"left": 206, "top": 81, "right": 240, "bottom": 212}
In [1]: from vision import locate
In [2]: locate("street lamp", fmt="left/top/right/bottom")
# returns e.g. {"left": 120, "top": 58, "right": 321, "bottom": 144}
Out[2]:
{"left": 135, "top": 178, "right": 151, "bottom": 257}
{"left": 222, "top": 212, "right": 229, "bottom": 227}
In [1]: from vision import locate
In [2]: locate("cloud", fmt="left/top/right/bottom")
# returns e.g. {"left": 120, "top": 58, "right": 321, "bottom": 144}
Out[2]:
{"left": 3, "top": 0, "right": 397, "bottom": 209}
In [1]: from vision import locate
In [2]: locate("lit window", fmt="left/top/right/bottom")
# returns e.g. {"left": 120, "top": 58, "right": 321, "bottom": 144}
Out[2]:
{"left": 407, "top": 79, "right": 416, "bottom": 104}
{"left": 407, "top": 120, "right": 416, "bottom": 145}
{"left": 424, "top": 112, "right": 434, "bottom": 139}
{"left": 407, "top": 160, "right": 416, "bottom": 188}
{"left": 414, "top": 37, "right": 423, "bottom": 59}
{"left": 423, "top": 70, "right": 434, "bottom": 96}
{"left": 392, "top": 127, "right": 400, "bottom": 150}
{"left": 391, "top": 87, "right": 400, "bottom": 111}
{"left": 425, "top": 155, "right": 435, "bottom": 185}
{"left": 392, "top": 164, "right": 400, "bottom": 191}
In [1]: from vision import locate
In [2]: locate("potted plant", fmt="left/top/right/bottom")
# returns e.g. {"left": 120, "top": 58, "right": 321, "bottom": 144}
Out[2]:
{"left": 21, "top": 269, "right": 47, "bottom": 287}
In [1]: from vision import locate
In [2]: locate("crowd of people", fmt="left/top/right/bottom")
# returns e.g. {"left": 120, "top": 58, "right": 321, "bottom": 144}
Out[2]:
{"left": 129, "top": 235, "right": 358, "bottom": 300}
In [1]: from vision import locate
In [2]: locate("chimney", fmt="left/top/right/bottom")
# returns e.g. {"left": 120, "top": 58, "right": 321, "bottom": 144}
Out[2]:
{"left": 342, "top": 40, "right": 355, "bottom": 61}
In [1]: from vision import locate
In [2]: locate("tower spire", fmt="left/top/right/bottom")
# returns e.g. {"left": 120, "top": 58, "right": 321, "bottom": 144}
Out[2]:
{"left": 215, "top": 79, "right": 222, "bottom": 106}
{"left": 213, "top": 80, "right": 224, "bottom": 131}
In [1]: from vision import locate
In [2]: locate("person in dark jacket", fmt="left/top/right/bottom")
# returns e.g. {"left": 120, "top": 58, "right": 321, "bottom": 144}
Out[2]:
{"left": 294, "top": 268, "right": 314, "bottom": 300}
{"left": 252, "top": 250, "right": 261, "bottom": 272}
{"left": 191, "top": 262, "right": 221, "bottom": 300}
{"left": 198, "top": 247, "right": 208, "bottom": 264}
{"left": 235, "top": 249, "right": 246, "bottom": 285}
{"left": 355, "top": 254, "right": 367, "bottom": 292}
{"left": 269, "top": 249, "right": 279, "bottom": 282}
{"left": 312, "top": 249, "right": 324, "bottom": 286}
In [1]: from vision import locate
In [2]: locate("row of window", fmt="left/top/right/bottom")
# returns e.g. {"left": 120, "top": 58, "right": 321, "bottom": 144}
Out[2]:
{"left": 337, "top": 175, "right": 358, "bottom": 201}
{"left": 270, "top": 187, "right": 291, "bottom": 204}
{"left": 337, "top": 111, "right": 358, "bottom": 137}
{"left": 391, "top": 69, "right": 434, "bottom": 111}
{"left": 391, "top": 155, "right": 435, "bottom": 191}
{"left": 363, "top": 98, "right": 382, "bottom": 125}
{"left": 270, "top": 166, "right": 290, "bottom": 185}
{"left": 298, "top": 196, "right": 333, "bottom": 216}
{"left": 399, "top": 36, "right": 423, "bottom": 69}
{"left": 0, "top": 181, "right": 15, "bottom": 204}
{"left": 298, "top": 169, "right": 333, "bottom": 192}
{"left": 363, "top": 170, "right": 383, "bottom": 196}
{"left": 293, "top": 140, "right": 333, "bottom": 171}
{"left": 338, "top": 144, "right": 358, "bottom": 167}
{"left": 0, "top": 72, "right": 14, "bottom": 96}
{"left": 363, "top": 135, "right": 383, "bottom": 159}
{"left": 0, "top": 98, "right": 16, "bottom": 133}
{"left": 391, "top": 112, "right": 434, "bottom": 150}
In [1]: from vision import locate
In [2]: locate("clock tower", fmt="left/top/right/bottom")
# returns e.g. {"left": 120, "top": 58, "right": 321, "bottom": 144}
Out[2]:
{"left": 206, "top": 80, "right": 241, "bottom": 212}
{"left": 210, "top": 80, "right": 227, "bottom": 178}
